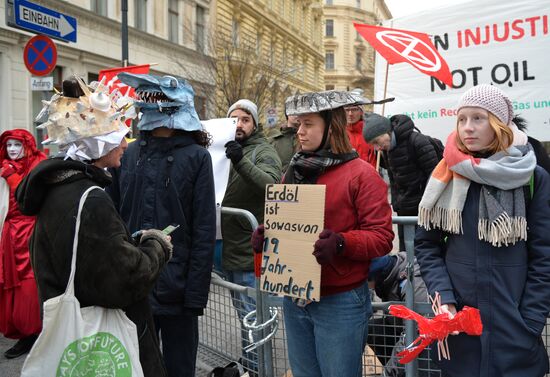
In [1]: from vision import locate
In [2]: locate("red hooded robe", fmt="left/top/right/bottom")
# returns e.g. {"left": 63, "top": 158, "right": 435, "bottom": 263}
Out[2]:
{"left": 0, "top": 129, "right": 46, "bottom": 338}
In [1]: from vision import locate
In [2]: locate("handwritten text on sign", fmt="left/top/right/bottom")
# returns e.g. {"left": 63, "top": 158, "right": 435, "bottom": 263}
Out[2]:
{"left": 261, "top": 184, "right": 325, "bottom": 301}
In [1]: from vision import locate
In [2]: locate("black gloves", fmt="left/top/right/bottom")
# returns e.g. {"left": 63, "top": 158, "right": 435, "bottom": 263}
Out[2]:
{"left": 224, "top": 141, "right": 244, "bottom": 164}
{"left": 312, "top": 229, "right": 345, "bottom": 265}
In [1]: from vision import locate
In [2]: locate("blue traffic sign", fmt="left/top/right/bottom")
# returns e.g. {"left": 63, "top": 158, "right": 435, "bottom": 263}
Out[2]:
{"left": 24, "top": 35, "right": 57, "bottom": 76}
{"left": 11, "top": 0, "right": 77, "bottom": 43}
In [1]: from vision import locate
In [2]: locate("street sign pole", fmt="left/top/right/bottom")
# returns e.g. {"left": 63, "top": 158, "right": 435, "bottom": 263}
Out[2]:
{"left": 121, "top": 0, "right": 128, "bottom": 67}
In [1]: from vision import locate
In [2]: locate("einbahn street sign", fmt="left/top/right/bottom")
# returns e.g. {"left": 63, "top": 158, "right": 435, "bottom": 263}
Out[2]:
{"left": 6, "top": 0, "right": 77, "bottom": 43}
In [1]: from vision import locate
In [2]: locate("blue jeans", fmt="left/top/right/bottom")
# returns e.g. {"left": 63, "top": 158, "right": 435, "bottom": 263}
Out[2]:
{"left": 283, "top": 281, "right": 372, "bottom": 377}
{"left": 224, "top": 270, "right": 258, "bottom": 372}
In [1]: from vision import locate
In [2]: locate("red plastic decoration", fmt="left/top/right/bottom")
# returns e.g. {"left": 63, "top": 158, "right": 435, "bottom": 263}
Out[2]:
{"left": 389, "top": 304, "right": 483, "bottom": 364}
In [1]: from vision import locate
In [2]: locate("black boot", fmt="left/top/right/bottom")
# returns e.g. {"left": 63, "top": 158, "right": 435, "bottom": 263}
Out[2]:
{"left": 3, "top": 334, "right": 38, "bottom": 359}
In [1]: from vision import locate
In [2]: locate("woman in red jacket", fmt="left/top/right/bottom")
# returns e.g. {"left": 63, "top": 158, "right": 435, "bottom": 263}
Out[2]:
{"left": 0, "top": 129, "right": 46, "bottom": 358}
{"left": 254, "top": 91, "right": 394, "bottom": 377}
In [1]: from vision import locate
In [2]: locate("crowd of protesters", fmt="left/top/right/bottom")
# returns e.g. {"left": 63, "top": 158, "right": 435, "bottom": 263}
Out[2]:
{"left": 0, "top": 75, "right": 549, "bottom": 377}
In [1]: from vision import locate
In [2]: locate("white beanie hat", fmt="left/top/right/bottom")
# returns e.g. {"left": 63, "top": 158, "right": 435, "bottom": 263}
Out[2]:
{"left": 227, "top": 99, "right": 259, "bottom": 127}
{"left": 457, "top": 84, "right": 513, "bottom": 125}
{"left": 457, "top": 84, "right": 527, "bottom": 146}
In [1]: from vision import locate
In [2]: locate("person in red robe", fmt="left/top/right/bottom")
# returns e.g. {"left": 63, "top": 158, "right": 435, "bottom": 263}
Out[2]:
{"left": 0, "top": 129, "right": 46, "bottom": 358}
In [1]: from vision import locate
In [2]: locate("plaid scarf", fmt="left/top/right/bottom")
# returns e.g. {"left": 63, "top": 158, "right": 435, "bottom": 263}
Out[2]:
{"left": 284, "top": 150, "right": 358, "bottom": 184}
{"left": 418, "top": 131, "right": 536, "bottom": 247}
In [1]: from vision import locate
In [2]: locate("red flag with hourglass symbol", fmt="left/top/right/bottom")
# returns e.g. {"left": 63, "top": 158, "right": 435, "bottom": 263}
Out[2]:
{"left": 354, "top": 23, "right": 453, "bottom": 87}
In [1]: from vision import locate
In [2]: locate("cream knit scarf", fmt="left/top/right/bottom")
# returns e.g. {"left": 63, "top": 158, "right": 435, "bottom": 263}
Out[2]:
{"left": 418, "top": 131, "right": 536, "bottom": 247}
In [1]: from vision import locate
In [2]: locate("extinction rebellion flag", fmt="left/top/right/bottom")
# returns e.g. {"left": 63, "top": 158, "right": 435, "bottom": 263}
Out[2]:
{"left": 98, "top": 64, "right": 150, "bottom": 127}
{"left": 354, "top": 23, "right": 454, "bottom": 87}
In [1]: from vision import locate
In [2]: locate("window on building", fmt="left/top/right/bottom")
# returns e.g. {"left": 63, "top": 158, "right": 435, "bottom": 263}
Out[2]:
{"left": 356, "top": 0, "right": 361, "bottom": 8}
{"left": 231, "top": 19, "right": 240, "bottom": 47}
{"left": 356, "top": 52, "right": 362, "bottom": 70}
{"left": 270, "top": 41, "right": 275, "bottom": 65}
{"left": 325, "top": 19, "right": 334, "bottom": 37}
{"left": 356, "top": 30, "right": 361, "bottom": 41}
{"left": 326, "top": 0, "right": 333, "bottom": 4}
{"left": 168, "top": 0, "right": 178, "bottom": 43}
{"left": 135, "top": 0, "right": 147, "bottom": 31}
{"left": 195, "top": 6, "right": 206, "bottom": 52}
{"left": 325, "top": 84, "right": 335, "bottom": 90}
{"left": 91, "top": 0, "right": 108, "bottom": 16}
{"left": 325, "top": 51, "right": 334, "bottom": 70}
{"left": 256, "top": 32, "right": 262, "bottom": 55}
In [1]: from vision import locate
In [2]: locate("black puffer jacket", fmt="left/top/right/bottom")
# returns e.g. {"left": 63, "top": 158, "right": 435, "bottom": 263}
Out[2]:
{"left": 108, "top": 131, "right": 216, "bottom": 316}
{"left": 15, "top": 158, "right": 170, "bottom": 377}
{"left": 381, "top": 115, "right": 440, "bottom": 215}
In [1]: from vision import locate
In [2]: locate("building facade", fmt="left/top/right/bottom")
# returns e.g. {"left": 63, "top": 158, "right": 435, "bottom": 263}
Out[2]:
{"left": 212, "top": 0, "right": 325, "bottom": 128}
{"left": 323, "top": 0, "right": 391, "bottom": 97}
{"left": 0, "top": 0, "right": 213, "bottom": 141}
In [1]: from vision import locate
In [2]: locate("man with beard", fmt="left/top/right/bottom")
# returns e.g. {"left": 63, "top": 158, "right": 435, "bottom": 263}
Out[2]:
{"left": 222, "top": 99, "right": 281, "bottom": 374}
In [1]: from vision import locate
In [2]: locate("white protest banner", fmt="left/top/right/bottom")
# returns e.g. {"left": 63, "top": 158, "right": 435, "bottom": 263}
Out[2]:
{"left": 201, "top": 118, "right": 237, "bottom": 205}
{"left": 374, "top": 0, "right": 550, "bottom": 142}
{"left": 261, "top": 184, "right": 325, "bottom": 301}
{"left": 201, "top": 118, "right": 236, "bottom": 239}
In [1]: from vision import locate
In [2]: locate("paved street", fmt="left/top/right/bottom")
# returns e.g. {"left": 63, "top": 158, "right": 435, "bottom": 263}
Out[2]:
{"left": 0, "top": 336, "right": 25, "bottom": 377}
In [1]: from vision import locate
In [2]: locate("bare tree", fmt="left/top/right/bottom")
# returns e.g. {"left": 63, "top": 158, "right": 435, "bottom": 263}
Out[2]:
{"left": 173, "top": 27, "right": 299, "bottom": 121}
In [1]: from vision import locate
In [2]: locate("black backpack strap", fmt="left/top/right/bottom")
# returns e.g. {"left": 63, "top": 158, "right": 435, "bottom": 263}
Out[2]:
{"left": 407, "top": 131, "right": 419, "bottom": 160}
{"left": 523, "top": 173, "right": 535, "bottom": 210}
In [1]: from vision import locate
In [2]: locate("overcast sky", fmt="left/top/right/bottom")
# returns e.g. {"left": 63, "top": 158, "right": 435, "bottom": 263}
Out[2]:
{"left": 385, "top": 0, "right": 471, "bottom": 19}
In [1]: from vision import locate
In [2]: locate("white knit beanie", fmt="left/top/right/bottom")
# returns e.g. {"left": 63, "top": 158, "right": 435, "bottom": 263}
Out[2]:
{"left": 457, "top": 84, "right": 527, "bottom": 146}
{"left": 457, "top": 84, "right": 513, "bottom": 125}
{"left": 227, "top": 99, "right": 259, "bottom": 127}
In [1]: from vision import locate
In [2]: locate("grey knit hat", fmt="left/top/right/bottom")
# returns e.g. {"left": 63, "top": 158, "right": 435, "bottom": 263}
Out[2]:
{"left": 457, "top": 84, "right": 514, "bottom": 125}
{"left": 227, "top": 99, "right": 259, "bottom": 126}
{"left": 362, "top": 113, "right": 391, "bottom": 142}
{"left": 285, "top": 90, "right": 372, "bottom": 116}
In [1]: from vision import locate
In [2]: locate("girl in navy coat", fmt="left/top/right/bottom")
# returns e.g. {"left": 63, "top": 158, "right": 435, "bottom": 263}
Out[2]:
{"left": 415, "top": 84, "right": 550, "bottom": 377}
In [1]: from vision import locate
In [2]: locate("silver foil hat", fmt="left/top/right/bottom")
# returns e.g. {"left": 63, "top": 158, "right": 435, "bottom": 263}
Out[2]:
{"left": 285, "top": 90, "right": 372, "bottom": 116}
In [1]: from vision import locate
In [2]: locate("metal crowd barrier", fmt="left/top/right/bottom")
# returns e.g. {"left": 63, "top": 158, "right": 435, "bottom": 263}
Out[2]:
{"left": 197, "top": 212, "right": 550, "bottom": 377}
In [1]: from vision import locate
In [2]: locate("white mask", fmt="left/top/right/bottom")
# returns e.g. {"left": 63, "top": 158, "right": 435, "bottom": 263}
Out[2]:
{"left": 6, "top": 139, "right": 24, "bottom": 160}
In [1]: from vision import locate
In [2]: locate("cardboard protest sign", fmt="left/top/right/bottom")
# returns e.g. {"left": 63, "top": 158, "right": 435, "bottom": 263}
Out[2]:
{"left": 261, "top": 184, "right": 325, "bottom": 301}
{"left": 374, "top": 0, "right": 550, "bottom": 142}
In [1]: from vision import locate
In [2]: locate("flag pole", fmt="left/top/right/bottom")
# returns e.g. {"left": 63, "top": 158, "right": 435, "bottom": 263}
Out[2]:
{"left": 376, "top": 60, "right": 390, "bottom": 172}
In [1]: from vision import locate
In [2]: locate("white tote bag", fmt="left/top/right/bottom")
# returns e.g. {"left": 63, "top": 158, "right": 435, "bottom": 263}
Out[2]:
{"left": 21, "top": 186, "right": 144, "bottom": 377}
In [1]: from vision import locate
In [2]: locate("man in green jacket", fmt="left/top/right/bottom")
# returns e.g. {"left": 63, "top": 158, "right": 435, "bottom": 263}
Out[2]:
{"left": 221, "top": 99, "right": 282, "bottom": 373}
{"left": 269, "top": 114, "right": 299, "bottom": 173}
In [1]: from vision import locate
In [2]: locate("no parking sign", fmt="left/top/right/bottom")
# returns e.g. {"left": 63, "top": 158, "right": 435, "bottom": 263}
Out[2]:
{"left": 23, "top": 35, "right": 57, "bottom": 76}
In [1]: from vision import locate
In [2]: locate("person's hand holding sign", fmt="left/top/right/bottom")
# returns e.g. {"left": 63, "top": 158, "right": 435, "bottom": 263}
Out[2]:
{"left": 224, "top": 141, "right": 244, "bottom": 164}
{"left": 312, "top": 229, "right": 345, "bottom": 265}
